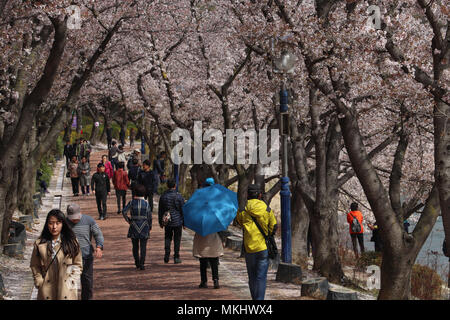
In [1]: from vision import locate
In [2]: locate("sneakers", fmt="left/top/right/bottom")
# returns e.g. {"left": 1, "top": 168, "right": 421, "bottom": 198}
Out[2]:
{"left": 199, "top": 282, "right": 208, "bottom": 288}
{"left": 174, "top": 258, "right": 182, "bottom": 264}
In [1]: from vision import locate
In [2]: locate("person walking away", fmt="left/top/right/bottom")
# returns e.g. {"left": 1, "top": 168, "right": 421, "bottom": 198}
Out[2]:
{"left": 128, "top": 158, "right": 141, "bottom": 198}
{"left": 129, "top": 127, "right": 135, "bottom": 148}
{"left": 36, "top": 169, "right": 49, "bottom": 194}
{"left": 73, "top": 138, "right": 81, "bottom": 161}
{"left": 117, "top": 145, "right": 127, "bottom": 164}
{"left": 193, "top": 178, "right": 224, "bottom": 289}
{"left": 307, "top": 222, "right": 313, "bottom": 257}
{"left": 347, "top": 202, "right": 365, "bottom": 259}
{"left": 64, "top": 140, "right": 74, "bottom": 168}
{"left": 68, "top": 156, "right": 80, "bottom": 196}
{"left": 153, "top": 151, "right": 167, "bottom": 184}
{"left": 122, "top": 184, "right": 152, "bottom": 270}
{"left": 106, "top": 126, "right": 113, "bottom": 150}
{"left": 236, "top": 184, "right": 277, "bottom": 300}
{"left": 80, "top": 139, "right": 91, "bottom": 163}
{"left": 368, "top": 221, "right": 382, "bottom": 253}
{"left": 78, "top": 156, "right": 91, "bottom": 196}
{"left": 119, "top": 126, "right": 126, "bottom": 147}
{"left": 127, "top": 149, "right": 141, "bottom": 170}
{"left": 113, "top": 161, "right": 130, "bottom": 214}
{"left": 403, "top": 219, "right": 410, "bottom": 233}
{"left": 101, "top": 154, "right": 114, "bottom": 180}
{"left": 91, "top": 163, "right": 111, "bottom": 220}
{"left": 109, "top": 141, "right": 119, "bottom": 170}
{"left": 30, "top": 209, "right": 82, "bottom": 300}
{"left": 137, "top": 159, "right": 159, "bottom": 211}
{"left": 158, "top": 179, "right": 185, "bottom": 264}
{"left": 66, "top": 204, "right": 104, "bottom": 300}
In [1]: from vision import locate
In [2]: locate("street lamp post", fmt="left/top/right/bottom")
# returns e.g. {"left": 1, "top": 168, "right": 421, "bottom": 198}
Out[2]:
{"left": 273, "top": 50, "right": 296, "bottom": 264}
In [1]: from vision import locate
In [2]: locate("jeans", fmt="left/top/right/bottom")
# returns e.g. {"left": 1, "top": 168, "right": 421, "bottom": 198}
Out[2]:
{"left": 199, "top": 257, "right": 219, "bottom": 283}
{"left": 132, "top": 238, "right": 148, "bottom": 267}
{"left": 245, "top": 249, "right": 269, "bottom": 300}
{"left": 115, "top": 189, "right": 127, "bottom": 212}
{"left": 111, "top": 158, "right": 118, "bottom": 170}
{"left": 95, "top": 192, "right": 107, "bottom": 217}
{"left": 81, "top": 256, "right": 94, "bottom": 300}
{"left": 164, "top": 226, "right": 182, "bottom": 259}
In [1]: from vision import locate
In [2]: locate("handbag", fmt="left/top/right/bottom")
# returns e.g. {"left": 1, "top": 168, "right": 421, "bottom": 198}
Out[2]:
{"left": 162, "top": 211, "right": 171, "bottom": 227}
{"left": 250, "top": 215, "right": 278, "bottom": 260}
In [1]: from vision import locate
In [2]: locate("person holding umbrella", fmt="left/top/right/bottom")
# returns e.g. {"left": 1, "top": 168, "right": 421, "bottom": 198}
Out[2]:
{"left": 158, "top": 179, "right": 185, "bottom": 264}
{"left": 192, "top": 178, "right": 224, "bottom": 289}
{"left": 183, "top": 178, "right": 239, "bottom": 289}
{"left": 236, "top": 184, "right": 277, "bottom": 301}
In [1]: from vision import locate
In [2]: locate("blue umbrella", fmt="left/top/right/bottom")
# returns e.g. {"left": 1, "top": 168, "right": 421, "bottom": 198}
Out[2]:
{"left": 183, "top": 184, "right": 238, "bottom": 237}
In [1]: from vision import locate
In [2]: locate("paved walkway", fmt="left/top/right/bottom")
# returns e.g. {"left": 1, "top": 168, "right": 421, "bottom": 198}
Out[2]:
{"left": 68, "top": 145, "right": 252, "bottom": 300}
{"left": 2, "top": 142, "right": 331, "bottom": 300}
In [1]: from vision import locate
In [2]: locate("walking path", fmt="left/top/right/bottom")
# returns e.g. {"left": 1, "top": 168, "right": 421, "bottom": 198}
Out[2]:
{"left": 1, "top": 142, "right": 376, "bottom": 300}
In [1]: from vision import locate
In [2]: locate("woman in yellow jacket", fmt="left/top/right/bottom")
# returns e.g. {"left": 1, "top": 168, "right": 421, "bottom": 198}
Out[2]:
{"left": 236, "top": 184, "right": 277, "bottom": 300}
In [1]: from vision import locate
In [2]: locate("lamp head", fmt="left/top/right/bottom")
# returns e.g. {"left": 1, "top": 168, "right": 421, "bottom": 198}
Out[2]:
{"left": 273, "top": 50, "right": 297, "bottom": 74}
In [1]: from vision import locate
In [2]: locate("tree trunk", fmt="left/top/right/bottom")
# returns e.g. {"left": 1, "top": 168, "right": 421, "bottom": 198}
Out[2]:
{"left": 89, "top": 117, "right": 100, "bottom": 145}
{"left": 17, "top": 155, "right": 38, "bottom": 218}
{"left": 1, "top": 170, "right": 19, "bottom": 244}
{"left": 63, "top": 123, "right": 71, "bottom": 142}
{"left": 290, "top": 183, "right": 310, "bottom": 265}
{"left": 178, "top": 163, "right": 189, "bottom": 195}
{"left": 434, "top": 100, "right": 450, "bottom": 260}
{"left": 235, "top": 165, "right": 254, "bottom": 211}
{"left": 378, "top": 250, "right": 415, "bottom": 299}
{"left": 310, "top": 201, "right": 344, "bottom": 282}
{"left": 76, "top": 108, "right": 82, "bottom": 135}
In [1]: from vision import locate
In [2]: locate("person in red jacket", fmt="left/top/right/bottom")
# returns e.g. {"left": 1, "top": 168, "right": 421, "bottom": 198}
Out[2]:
{"left": 347, "top": 202, "right": 365, "bottom": 259}
{"left": 113, "top": 161, "right": 130, "bottom": 214}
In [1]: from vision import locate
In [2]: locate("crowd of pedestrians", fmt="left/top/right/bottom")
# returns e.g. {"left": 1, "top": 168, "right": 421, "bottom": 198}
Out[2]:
{"left": 32, "top": 135, "right": 281, "bottom": 301}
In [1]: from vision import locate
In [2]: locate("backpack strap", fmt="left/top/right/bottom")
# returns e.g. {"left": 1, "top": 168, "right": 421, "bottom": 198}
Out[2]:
{"left": 250, "top": 215, "right": 268, "bottom": 239}
{"left": 250, "top": 202, "right": 273, "bottom": 239}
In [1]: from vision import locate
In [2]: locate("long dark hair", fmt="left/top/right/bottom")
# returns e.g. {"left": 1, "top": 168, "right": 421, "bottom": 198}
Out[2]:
{"left": 40, "top": 209, "right": 80, "bottom": 259}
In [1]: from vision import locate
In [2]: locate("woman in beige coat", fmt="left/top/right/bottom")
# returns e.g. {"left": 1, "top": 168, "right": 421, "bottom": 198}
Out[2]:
{"left": 30, "top": 209, "right": 82, "bottom": 300}
{"left": 192, "top": 177, "right": 226, "bottom": 289}
{"left": 193, "top": 232, "right": 224, "bottom": 289}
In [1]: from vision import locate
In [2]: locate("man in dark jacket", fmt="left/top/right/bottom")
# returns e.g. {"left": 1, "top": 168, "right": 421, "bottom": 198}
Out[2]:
{"left": 127, "top": 149, "right": 141, "bottom": 170}
{"left": 153, "top": 151, "right": 167, "bottom": 184}
{"left": 158, "top": 179, "right": 185, "bottom": 264}
{"left": 91, "top": 163, "right": 111, "bottom": 220}
{"left": 137, "top": 160, "right": 159, "bottom": 211}
{"left": 106, "top": 126, "right": 113, "bottom": 149}
{"left": 64, "top": 140, "right": 75, "bottom": 168}
{"left": 128, "top": 158, "right": 141, "bottom": 197}
{"left": 119, "top": 127, "right": 126, "bottom": 147}
{"left": 109, "top": 141, "right": 119, "bottom": 170}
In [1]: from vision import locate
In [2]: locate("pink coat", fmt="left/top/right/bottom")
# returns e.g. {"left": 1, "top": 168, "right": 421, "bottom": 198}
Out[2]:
{"left": 104, "top": 161, "right": 114, "bottom": 179}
